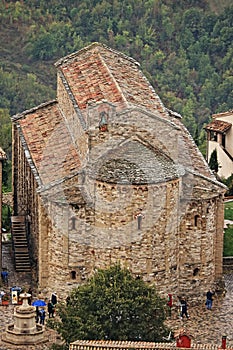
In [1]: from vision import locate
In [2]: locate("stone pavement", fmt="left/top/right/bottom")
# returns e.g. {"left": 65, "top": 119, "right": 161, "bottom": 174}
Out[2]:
{"left": 1, "top": 242, "right": 233, "bottom": 349}
{"left": 0, "top": 242, "right": 60, "bottom": 349}
{"left": 165, "top": 272, "right": 233, "bottom": 347}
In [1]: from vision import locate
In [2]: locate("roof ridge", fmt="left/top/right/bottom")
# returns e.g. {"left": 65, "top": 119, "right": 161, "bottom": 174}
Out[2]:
{"left": 11, "top": 99, "right": 57, "bottom": 121}
{"left": 54, "top": 42, "right": 140, "bottom": 68}
{"left": 97, "top": 51, "right": 128, "bottom": 107}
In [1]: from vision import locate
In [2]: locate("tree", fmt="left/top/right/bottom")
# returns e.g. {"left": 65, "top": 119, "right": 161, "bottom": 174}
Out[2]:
{"left": 208, "top": 149, "right": 219, "bottom": 173}
{"left": 48, "top": 265, "right": 170, "bottom": 349}
{"left": 0, "top": 108, "right": 12, "bottom": 191}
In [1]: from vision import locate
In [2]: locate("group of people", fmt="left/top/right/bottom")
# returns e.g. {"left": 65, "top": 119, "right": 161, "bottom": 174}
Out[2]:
{"left": 36, "top": 292, "right": 58, "bottom": 325}
{"left": 167, "top": 289, "right": 215, "bottom": 321}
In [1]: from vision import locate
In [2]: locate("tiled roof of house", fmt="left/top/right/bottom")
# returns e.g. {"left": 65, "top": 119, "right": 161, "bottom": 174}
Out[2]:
{"left": 205, "top": 119, "right": 232, "bottom": 133}
{"left": 13, "top": 101, "right": 81, "bottom": 187}
{"left": 55, "top": 42, "right": 168, "bottom": 117}
{"left": 69, "top": 339, "right": 233, "bottom": 350}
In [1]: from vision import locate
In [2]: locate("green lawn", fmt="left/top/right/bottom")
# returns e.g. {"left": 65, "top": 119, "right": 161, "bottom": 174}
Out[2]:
{"left": 224, "top": 201, "right": 233, "bottom": 256}
{"left": 224, "top": 201, "right": 233, "bottom": 220}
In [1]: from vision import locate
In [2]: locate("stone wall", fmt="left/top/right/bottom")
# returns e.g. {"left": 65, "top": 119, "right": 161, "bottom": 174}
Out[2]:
{"left": 36, "top": 174, "right": 223, "bottom": 302}
{"left": 27, "top": 104, "right": 225, "bottom": 301}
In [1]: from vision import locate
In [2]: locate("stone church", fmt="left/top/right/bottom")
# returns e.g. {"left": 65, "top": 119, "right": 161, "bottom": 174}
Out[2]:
{"left": 11, "top": 43, "right": 225, "bottom": 300}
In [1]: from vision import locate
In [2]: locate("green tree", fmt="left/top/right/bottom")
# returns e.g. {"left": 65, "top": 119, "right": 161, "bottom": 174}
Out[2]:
{"left": 48, "top": 265, "right": 169, "bottom": 349}
{"left": 0, "top": 109, "right": 12, "bottom": 191}
{"left": 208, "top": 149, "right": 219, "bottom": 173}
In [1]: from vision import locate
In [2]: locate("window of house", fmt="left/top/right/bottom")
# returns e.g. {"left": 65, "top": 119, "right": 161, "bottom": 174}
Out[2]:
{"left": 210, "top": 131, "right": 217, "bottom": 142}
{"left": 222, "top": 134, "right": 226, "bottom": 148}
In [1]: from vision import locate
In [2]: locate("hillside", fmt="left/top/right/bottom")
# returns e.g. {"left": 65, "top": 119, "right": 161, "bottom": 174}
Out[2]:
{"left": 0, "top": 0, "right": 232, "bottom": 190}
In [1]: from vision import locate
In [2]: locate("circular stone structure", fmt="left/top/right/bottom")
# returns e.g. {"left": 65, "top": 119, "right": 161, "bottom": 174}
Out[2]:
{"left": 2, "top": 292, "right": 48, "bottom": 345}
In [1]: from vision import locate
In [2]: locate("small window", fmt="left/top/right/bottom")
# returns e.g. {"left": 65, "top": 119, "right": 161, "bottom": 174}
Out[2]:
{"left": 71, "top": 217, "right": 76, "bottom": 230}
{"left": 194, "top": 215, "right": 199, "bottom": 227}
{"left": 210, "top": 131, "right": 217, "bottom": 142}
{"left": 193, "top": 268, "right": 199, "bottom": 276}
{"left": 71, "top": 271, "right": 76, "bottom": 280}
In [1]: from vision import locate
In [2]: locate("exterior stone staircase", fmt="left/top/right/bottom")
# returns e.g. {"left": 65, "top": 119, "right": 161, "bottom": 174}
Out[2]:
{"left": 11, "top": 216, "right": 31, "bottom": 272}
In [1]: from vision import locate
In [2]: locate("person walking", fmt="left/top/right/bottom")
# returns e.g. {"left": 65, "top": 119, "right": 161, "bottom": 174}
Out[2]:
{"left": 35, "top": 306, "right": 40, "bottom": 323}
{"left": 48, "top": 300, "right": 55, "bottom": 318}
{"left": 180, "top": 297, "right": 189, "bottom": 320}
{"left": 51, "top": 292, "right": 57, "bottom": 305}
{"left": 206, "top": 289, "right": 214, "bottom": 310}
{"left": 39, "top": 308, "right": 46, "bottom": 325}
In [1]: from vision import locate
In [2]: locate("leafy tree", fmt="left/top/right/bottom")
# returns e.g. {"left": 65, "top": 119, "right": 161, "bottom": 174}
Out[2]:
{"left": 220, "top": 173, "right": 233, "bottom": 196}
{"left": 48, "top": 265, "right": 169, "bottom": 349}
{"left": 0, "top": 109, "right": 12, "bottom": 191}
{"left": 208, "top": 148, "right": 219, "bottom": 173}
{"left": 0, "top": 0, "right": 233, "bottom": 169}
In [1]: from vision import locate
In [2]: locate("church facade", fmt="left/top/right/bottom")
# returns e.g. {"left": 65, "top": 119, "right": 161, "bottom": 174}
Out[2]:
{"left": 11, "top": 43, "right": 225, "bottom": 300}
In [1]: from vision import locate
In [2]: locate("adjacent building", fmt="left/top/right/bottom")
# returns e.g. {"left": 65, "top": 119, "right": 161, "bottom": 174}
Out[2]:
{"left": 205, "top": 110, "right": 233, "bottom": 178}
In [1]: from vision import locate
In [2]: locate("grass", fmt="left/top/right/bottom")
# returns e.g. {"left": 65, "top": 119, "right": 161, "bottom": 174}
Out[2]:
{"left": 224, "top": 201, "right": 233, "bottom": 256}
{"left": 224, "top": 226, "right": 233, "bottom": 256}
{"left": 224, "top": 201, "right": 233, "bottom": 220}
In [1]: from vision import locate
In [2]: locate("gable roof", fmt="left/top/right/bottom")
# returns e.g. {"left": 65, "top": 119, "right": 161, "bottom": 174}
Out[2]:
{"left": 12, "top": 43, "right": 225, "bottom": 193}
{"left": 55, "top": 42, "right": 168, "bottom": 118}
{"left": 12, "top": 101, "right": 81, "bottom": 188}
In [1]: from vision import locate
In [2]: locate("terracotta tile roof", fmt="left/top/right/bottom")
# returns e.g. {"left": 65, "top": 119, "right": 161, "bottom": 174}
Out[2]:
{"left": 12, "top": 43, "right": 225, "bottom": 193}
{"left": 55, "top": 43, "right": 168, "bottom": 118}
{"left": 205, "top": 119, "right": 232, "bottom": 133}
{"left": 0, "top": 147, "right": 7, "bottom": 160}
{"left": 13, "top": 101, "right": 81, "bottom": 187}
{"left": 69, "top": 339, "right": 233, "bottom": 350}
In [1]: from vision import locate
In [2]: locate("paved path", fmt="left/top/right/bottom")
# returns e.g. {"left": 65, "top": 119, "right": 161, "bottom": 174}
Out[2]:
{"left": 0, "top": 243, "right": 60, "bottom": 349}
{"left": 1, "top": 242, "right": 233, "bottom": 348}
{"left": 165, "top": 273, "right": 233, "bottom": 347}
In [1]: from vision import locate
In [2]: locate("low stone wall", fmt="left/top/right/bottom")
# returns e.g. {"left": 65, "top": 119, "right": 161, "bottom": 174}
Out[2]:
{"left": 223, "top": 257, "right": 233, "bottom": 272}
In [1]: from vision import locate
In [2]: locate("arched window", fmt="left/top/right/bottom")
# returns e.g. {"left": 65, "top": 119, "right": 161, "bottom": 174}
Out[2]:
{"left": 194, "top": 215, "right": 199, "bottom": 227}
{"left": 71, "top": 271, "right": 76, "bottom": 280}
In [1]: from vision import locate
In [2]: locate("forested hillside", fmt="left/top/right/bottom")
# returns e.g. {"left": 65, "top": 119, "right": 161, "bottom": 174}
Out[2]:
{"left": 0, "top": 0, "right": 232, "bottom": 191}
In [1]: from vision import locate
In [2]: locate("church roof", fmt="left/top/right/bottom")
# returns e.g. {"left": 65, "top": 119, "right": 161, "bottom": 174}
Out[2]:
{"left": 55, "top": 42, "right": 168, "bottom": 117}
{"left": 12, "top": 42, "right": 224, "bottom": 192}
{"left": 90, "top": 139, "right": 181, "bottom": 184}
{"left": 12, "top": 101, "right": 81, "bottom": 187}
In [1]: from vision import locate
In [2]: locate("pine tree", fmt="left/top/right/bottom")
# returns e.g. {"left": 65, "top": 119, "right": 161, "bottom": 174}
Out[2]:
{"left": 208, "top": 149, "right": 219, "bottom": 173}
